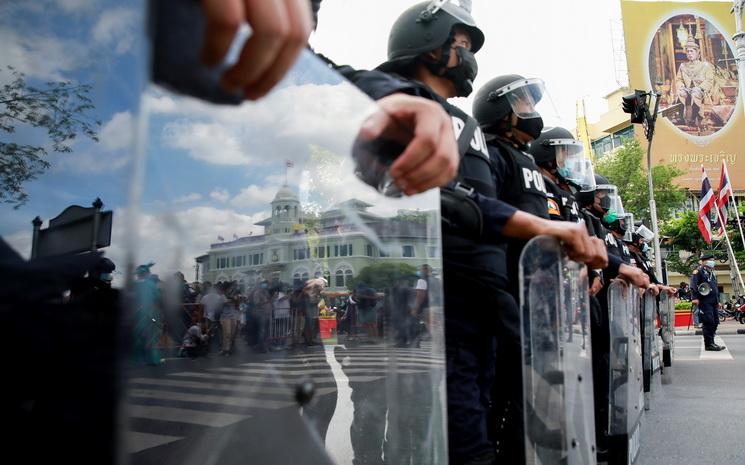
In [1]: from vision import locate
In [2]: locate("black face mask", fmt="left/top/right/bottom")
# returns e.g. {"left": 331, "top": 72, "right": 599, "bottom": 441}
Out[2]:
{"left": 575, "top": 190, "right": 594, "bottom": 207}
{"left": 443, "top": 47, "right": 478, "bottom": 97}
{"left": 514, "top": 115, "right": 544, "bottom": 141}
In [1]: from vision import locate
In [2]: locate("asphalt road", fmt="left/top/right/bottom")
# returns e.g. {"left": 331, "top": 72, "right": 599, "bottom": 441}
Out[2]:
{"left": 636, "top": 334, "right": 745, "bottom": 465}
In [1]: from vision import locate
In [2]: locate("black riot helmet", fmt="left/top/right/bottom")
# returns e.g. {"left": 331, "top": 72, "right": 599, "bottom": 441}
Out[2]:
{"left": 528, "top": 127, "right": 577, "bottom": 166}
{"left": 472, "top": 74, "right": 546, "bottom": 143}
{"left": 377, "top": 1, "right": 485, "bottom": 97}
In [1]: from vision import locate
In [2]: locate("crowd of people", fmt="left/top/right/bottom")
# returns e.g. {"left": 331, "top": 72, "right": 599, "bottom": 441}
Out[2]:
{"left": 129, "top": 263, "right": 442, "bottom": 361}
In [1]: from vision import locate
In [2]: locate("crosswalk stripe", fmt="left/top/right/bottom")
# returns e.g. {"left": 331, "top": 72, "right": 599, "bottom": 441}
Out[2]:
{"left": 256, "top": 359, "right": 444, "bottom": 367}
{"left": 130, "top": 377, "right": 336, "bottom": 397}
{"left": 168, "top": 371, "right": 384, "bottom": 384}
{"left": 126, "top": 343, "right": 440, "bottom": 454}
{"left": 129, "top": 389, "right": 295, "bottom": 409}
{"left": 211, "top": 366, "right": 431, "bottom": 376}
{"left": 128, "top": 404, "right": 251, "bottom": 427}
{"left": 700, "top": 336, "right": 733, "bottom": 360}
{"left": 126, "top": 431, "right": 183, "bottom": 454}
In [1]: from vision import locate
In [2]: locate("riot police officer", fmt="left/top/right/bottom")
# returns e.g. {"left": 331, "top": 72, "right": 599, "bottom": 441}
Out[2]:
{"left": 371, "top": 5, "right": 514, "bottom": 464}
{"left": 691, "top": 253, "right": 726, "bottom": 351}
{"left": 528, "top": 126, "right": 584, "bottom": 222}
{"left": 472, "top": 75, "right": 609, "bottom": 463}
{"left": 367, "top": 5, "right": 604, "bottom": 464}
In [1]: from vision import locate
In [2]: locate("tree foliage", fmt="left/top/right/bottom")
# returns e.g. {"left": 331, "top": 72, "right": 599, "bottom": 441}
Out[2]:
{"left": 660, "top": 210, "right": 745, "bottom": 276}
{"left": 594, "top": 139, "right": 686, "bottom": 222}
{"left": 0, "top": 66, "right": 100, "bottom": 207}
{"left": 659, "top": 211, "right": 709, "bottom": 276}
{"left": 346, "top": 262, "right": 418, "bottom": 292}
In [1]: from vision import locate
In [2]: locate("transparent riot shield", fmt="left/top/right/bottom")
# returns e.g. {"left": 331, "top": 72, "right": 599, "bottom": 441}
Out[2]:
{"left": 641, "top": 290, "right": 655, "bottom": 410}
{"left": 607, "top": 281, "right": 643, "bottom": 464}
{"left": 520, "top": 236, "right": 597, "bottom": 465}
{"left": 1, "top": 2, "right": 146, "bottom": 464}
{"left": 659, "top": 293, "right": 674, "bottom": 384}
{"left": 123, "top": 19, "right": 447, "bottom": 465}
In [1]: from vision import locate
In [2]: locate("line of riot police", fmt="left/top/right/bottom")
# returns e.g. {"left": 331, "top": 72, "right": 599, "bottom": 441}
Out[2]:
{"left": 337, "top": 2, "right": 679, "bottom": 465}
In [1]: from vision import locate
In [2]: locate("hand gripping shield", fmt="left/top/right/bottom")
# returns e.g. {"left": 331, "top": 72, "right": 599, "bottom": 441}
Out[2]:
{"left": 519, "top": 236, "right": 597, "bottom": 465}
{"left": 607, "top": 281, "right": 644, "bottom": 464}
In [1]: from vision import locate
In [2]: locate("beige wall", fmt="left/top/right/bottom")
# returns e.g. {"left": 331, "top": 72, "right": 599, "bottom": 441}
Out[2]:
{"left": 588, "top": 88, "right": 634, "bottom": 140}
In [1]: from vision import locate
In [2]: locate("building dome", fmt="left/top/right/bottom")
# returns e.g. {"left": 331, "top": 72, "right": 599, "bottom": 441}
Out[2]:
{"left": 273, "top": 185, "right": 298, "bottom": 202}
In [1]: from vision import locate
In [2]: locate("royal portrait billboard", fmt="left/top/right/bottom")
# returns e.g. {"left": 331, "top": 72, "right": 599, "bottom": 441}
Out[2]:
{"left": 621, "top": 0, "right": 743, "bottom": 190}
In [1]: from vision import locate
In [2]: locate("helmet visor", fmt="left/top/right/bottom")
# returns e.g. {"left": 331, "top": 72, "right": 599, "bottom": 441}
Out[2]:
{"left": 563, "top": 151, "right": 596, "bottom": 192}
{"left": 622, "top": 214, "right": 634, "bottom": 242}
{"left": 492, "top": 78, "right": 545, "bottom": 119}
{"left": 595, "top": 184, "right": 625, "bottom": 217}
{"left": 636, "top": 224, "right": 655, "bottom": 242}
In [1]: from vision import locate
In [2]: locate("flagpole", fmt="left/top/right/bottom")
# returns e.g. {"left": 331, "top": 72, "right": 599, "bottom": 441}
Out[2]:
{"left": 715, "top": 204, "right": 745, "bottom": 293}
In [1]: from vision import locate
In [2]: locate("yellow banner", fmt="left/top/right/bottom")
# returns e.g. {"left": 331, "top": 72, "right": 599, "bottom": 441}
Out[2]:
{"left": 621, "top": 0, "right": 742, "bottom": 189}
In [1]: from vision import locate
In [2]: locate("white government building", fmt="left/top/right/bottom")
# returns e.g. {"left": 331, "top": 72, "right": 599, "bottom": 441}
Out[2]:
{"left": 196, "top": 186, "right": 439, "bottom": 291}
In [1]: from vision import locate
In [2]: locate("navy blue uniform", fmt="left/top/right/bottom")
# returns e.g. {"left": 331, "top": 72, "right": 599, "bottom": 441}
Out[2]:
{"left": 691, "top": 266, "right": 720, "bottom": 346}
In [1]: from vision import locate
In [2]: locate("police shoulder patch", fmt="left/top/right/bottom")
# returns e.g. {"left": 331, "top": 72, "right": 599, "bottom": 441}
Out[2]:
{"left": 547, "top": 198, "right": 561, "bottom": 216}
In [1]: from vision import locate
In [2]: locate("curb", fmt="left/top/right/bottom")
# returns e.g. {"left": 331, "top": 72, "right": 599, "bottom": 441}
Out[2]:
{"left": 674, "top": 328, "right": 745, "bottom": 336}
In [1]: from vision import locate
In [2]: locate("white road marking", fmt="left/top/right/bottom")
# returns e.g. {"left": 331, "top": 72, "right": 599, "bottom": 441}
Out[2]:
{"left": 126, "top": 431, "right": 183, "bottom": 454}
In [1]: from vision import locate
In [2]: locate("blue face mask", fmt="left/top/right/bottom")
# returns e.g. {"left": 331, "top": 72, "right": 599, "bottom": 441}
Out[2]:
{"left": 557, "top": 166, "right": 570, "bottom": 178}
{"left": 642, "top": 243, "right": 650, "bottom": 254}
{"left": 260, "top": 282, "right": 268, "bottom": 289}
{"left": 100, "top": 273, "right": 113, "bottom": 282}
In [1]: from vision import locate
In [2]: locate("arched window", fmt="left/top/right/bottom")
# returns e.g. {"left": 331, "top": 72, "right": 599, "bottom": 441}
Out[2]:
{"left": 344, "top": 269, "right": 353, "bottom": 287}
{"left": 333, "top": 263, "right": 354, "bottom": 288}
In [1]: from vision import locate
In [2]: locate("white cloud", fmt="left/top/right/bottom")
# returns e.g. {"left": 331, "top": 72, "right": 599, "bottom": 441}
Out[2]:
{"left": 210, "top": 189, "right": 230, "bottom": 203}
{"left": 57, "top": 0, "right": 96, "bottom": 12}
{"left": 162, "top": 120, "right": 249, "bottom": 166}
{"left": 113, "top": 206, "right": 267, "bottom": 281}
{"left": 0, "top": 29, "right": 88, "bottom": 82}
{"left": 54, "top": 111, "right": 133, "bottom": 173}
{"left": 174, "top": 193, "right": 203, "bottom": 204}
{"left": 54, "top": 149, "right": 130, "bottom": 173}
{"left": 92, "top": 7, "right": 137, "bottom": 55}
{"left": 99, "top": 111, "right": 133, "bottom": 151}
{"left": 229, "top": 185, "right": 277, "bottom": 210}
{"left": 153, "top": 80, "right": 374, "bottom": 170}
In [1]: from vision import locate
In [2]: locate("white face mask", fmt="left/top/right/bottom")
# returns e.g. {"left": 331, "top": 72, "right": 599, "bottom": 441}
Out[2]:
{"left": 705, "top": 260, "right": 716, "bottom": 268}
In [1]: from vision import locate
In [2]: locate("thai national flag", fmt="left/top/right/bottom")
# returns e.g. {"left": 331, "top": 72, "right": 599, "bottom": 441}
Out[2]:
{"left": 717, "top": 160, "right": 733, "bottom": 227}
{"left": 698, "top": 165, "right": 717, "bottom": 243}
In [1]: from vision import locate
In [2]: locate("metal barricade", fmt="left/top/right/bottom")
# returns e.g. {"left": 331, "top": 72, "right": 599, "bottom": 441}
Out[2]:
{"left": 268, "top": 309, "right": 294, "bottom": 349}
